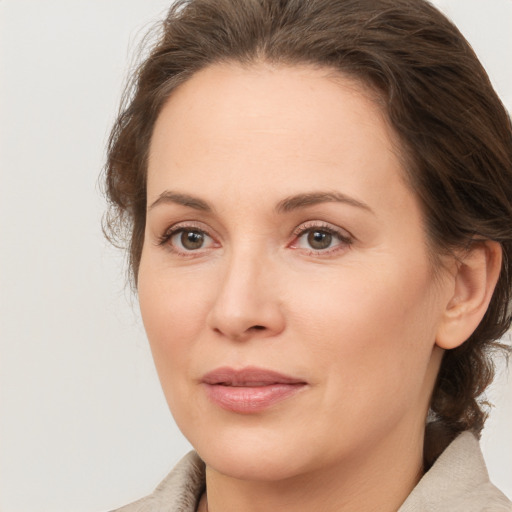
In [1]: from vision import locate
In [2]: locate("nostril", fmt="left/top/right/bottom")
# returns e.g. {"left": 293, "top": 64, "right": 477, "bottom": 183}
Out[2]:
{"left": 251, "top": 325, "right": 265, "bottom": 331}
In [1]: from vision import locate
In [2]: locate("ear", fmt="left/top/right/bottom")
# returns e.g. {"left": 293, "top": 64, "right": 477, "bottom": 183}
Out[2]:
{"left": 436, "top": 240, "right": 502, "bottom": 350}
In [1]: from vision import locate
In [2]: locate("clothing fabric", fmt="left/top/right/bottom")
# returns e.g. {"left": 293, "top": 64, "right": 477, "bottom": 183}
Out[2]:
{"left": 111, "top": 432, "right": 511, "bottom": 512}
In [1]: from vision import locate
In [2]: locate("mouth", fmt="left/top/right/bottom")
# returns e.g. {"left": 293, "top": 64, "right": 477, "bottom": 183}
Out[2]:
{"left": 201, "top": 366, "right": 308, "bottom": 414}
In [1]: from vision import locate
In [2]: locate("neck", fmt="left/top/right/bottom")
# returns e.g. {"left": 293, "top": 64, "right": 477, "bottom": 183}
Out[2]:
{"left": 203, "top": 426, "right": 425, "bottom": 512}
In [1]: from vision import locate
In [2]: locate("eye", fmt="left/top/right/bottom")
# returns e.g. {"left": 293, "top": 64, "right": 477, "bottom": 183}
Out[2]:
{"left": 172, "top": 229, "right": 210, "bottom": 251}
{"left": 157, "top": 224, "right": 217, "bottom": 255}
{"left": 291, "top": 222, "right": 352, "bottom": 254}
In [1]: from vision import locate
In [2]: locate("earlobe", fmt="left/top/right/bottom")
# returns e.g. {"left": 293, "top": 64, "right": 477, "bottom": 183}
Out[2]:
{"left": 436, "top": 240, "right": 502, "bottom": 350}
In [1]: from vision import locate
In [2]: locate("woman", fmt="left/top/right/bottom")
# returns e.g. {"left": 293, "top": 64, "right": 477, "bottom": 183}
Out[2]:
{"left": 104, "top": 0, "right": 512, "bottom": 510}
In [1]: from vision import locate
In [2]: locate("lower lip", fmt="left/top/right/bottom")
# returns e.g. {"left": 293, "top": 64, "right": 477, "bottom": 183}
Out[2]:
{"left": 203, "top": 383, "right": 306, "bottom": 413}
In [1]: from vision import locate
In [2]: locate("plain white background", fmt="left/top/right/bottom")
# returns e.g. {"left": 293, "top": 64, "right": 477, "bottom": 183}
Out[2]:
{"left": 0, "top": 1, "right": 511, "bottom": 511}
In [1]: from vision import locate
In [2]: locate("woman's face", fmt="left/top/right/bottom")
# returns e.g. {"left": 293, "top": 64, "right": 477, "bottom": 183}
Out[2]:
{"left": 138, "top": 63, "right": 453, "bottom": 481}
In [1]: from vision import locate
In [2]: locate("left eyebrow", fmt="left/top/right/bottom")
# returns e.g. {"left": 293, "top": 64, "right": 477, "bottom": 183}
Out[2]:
{"left": 275, "top": 191, "right": 374, "bottom": 215}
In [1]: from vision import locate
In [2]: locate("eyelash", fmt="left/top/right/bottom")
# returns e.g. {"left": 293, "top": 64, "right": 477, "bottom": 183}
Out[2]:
{"left": 156, "top": 221, "right": 353, "bottom": 257}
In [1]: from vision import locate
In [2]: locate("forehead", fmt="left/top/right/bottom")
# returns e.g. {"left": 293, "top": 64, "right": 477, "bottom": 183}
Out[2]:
{"left": 150, "top": 63, "right": 390, "bottom": 146}
{"left": 146, "top": 62, "right": 413, "bottom": 222}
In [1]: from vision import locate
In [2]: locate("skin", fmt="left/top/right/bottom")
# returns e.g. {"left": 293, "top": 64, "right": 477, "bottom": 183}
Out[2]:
{"left": 138, "top": 62, "right": 500, "bottom": 512}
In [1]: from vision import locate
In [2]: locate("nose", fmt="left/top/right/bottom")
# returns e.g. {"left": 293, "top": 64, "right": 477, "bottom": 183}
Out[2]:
{"left": 206, "top": 248, "right": 285, "bottom": 341}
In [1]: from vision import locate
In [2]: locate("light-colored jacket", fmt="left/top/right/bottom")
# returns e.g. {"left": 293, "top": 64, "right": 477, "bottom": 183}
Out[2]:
{"left": 111, "top": 432, "right": 511, "bottom": 511}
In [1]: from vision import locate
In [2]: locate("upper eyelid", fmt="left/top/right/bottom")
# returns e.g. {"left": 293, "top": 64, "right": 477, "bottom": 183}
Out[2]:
{"left": 163, "top": 220, "right": 214, "bottom": 235}
{"left": 292, "top": 220, "right": 353, "bottom": 239}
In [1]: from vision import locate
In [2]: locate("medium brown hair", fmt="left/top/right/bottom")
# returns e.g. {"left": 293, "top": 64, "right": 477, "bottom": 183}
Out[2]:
{"left": 104, "top": 0, "right": 512, "bottom": 466}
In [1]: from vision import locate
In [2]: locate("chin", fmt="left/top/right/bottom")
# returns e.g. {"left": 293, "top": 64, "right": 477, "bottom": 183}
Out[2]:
{"left": 187, "top": 421, "right": 318, "bottom": 481}
{"left": 194, "top": 418, "right": 359, "bottom": 485}
{"left": 202, "top": 444, "right": 306, "bottom": 482}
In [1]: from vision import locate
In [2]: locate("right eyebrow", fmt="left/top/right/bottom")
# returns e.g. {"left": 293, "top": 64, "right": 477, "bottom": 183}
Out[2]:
{"left": 148, "top": 191, "right": 212, "bottom": 212}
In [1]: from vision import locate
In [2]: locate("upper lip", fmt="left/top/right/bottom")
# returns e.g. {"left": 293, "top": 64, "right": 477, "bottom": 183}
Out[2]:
{"left": 202, "top": 366, "right": 306, "bottom": 386}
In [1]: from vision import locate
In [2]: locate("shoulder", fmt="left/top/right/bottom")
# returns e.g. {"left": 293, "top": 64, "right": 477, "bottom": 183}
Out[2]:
{"left": 399, "top": 432, "right": 512, "bottom": 511}
{"left": 109, "top": 451, "right": 205, "bottom": 512}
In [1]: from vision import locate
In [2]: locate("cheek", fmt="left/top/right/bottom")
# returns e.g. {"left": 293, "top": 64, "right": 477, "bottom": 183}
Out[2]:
{"left": 289, "top": 260, "right": 440, "bottom": 404}
{"left": 292, "top": 261, "right": 435, "bottom": 339}
{"left": 137, "top": 263, "right": 215, "bottom": 428}
{"left": 137, "top": 257, "right": 213, "bottom": 377}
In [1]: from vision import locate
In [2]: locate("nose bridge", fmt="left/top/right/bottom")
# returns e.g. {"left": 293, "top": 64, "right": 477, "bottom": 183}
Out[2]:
{"left": 224, "top": 243, "right": 262, "bottom": 293}
{"left": 207, "top": 240, "right": 283, "bottom": 339}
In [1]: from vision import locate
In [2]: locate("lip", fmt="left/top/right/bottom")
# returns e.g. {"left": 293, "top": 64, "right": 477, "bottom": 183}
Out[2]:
{"left": 201, "top": 366, "right": 308, "bottom": 414}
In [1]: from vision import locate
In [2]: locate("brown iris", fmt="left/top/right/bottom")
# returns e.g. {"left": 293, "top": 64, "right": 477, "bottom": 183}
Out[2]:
{"left": 307, "top": 230, "right": 332, "bottom": 250}
{"left": 181, "top": 230, "right": 205, "bottom": 250}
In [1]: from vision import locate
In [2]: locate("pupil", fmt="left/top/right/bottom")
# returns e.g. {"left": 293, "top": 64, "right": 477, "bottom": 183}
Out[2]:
{"left": 181, "top": 230, "right": 204, "bottom": 250}
{"left": 308, "top": 230, "right": 332, "bottom": 250}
